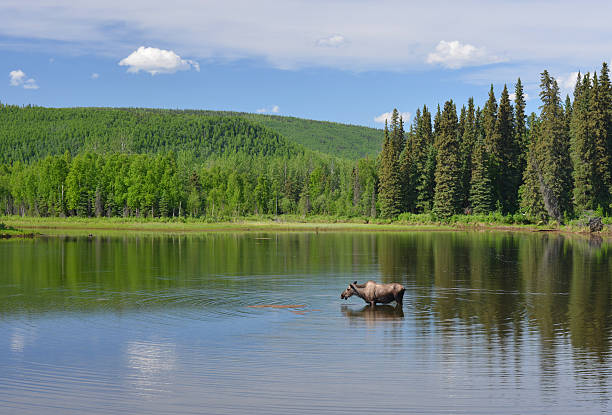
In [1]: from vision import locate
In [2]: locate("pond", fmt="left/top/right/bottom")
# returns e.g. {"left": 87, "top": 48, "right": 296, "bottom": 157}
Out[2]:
{"left": 1, "top": 231, "right": 611, "bottom": 414}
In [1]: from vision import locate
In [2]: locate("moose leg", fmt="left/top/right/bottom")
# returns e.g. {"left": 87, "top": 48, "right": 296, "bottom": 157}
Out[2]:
{"left": 370, "top": 301, "right": 376, "bottom": 307}
{"left": 395, "top": 290, "right": 405, "bottom": 306}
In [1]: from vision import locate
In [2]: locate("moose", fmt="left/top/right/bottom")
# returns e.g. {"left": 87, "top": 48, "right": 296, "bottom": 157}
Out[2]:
{"left": 340, "top": 280, "right": 405, "bottom": 307}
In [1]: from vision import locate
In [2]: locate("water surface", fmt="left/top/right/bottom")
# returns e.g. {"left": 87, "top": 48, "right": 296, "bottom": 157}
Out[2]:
{"left": 1, "top": 231, "right": 612, "bottom": 414}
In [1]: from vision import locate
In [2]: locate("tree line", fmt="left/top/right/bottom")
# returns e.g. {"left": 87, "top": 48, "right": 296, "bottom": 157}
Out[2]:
{"left": 1, "top": 62, "right": 611, "bottom": 222}
{"left": 378, "top": 63, "right": 612, "bottom": 222}
{"left": 0, "top": 151, "right": 378, "bottom": 219}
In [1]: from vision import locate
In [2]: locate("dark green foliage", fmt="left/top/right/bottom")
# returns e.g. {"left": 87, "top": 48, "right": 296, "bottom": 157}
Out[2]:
{"left": 483, "top": 85, "right": 498, "bottom": 157}
{"left": 414, "top": 107, "right": 435, "bottom": 212}
{"left": 378, "top": 121, "right": 402, "bottom": 217}
{"left": 469, "top": 134, "right": 494, "bottom": 214}
{"left": 240, "top": 113, "right": 383, "bottom": 159}
{"left": 570, "top": 73, "right": 597, "bottom": 213}
{"left": 521, "top": 71, "right": 572, "bottom": 222}
{"left": 0, "top": 105, "right": 304, "bottom": 164}
{"left": 459, "top": 98, "right": 476, "bottom": 210}
{"left": 519, "top": 115, "right": 548, "bottom": 221}
{"left": 433, "top": 100, "right": 461, "bottom": 219}
{"left": 496, "top": 85, "right": 520, "bottom": 213}
{"left": 514, "top": 79, "right": 528, "bottom": 168}
{"left": 592, "top": 68, "right": 612, "bottom": 213}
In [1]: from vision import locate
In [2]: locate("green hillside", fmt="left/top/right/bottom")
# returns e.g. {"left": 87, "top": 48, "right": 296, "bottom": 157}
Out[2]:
{"left": 0, "top": 105, "right": 382, "bottom": 163}
{"left": 159, "top": 109, "right": 382, "bottom": 159}
{"left": 241, "top": 113, "right": 382, "bottom": 159}
{"left": 0, "top": 105, "right": 306, "bottom": 164}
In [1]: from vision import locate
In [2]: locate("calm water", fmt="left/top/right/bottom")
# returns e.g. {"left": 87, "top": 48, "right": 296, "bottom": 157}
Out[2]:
{"left": 1, "top": 231, "right": 612, "bottom": 414}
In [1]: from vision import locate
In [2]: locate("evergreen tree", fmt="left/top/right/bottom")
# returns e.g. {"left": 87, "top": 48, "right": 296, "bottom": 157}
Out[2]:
{"left": 483, "top": 85, "right": 498, "bottom": 156}
{"left": 482, "top": 85, "right": 500, "bottom": 209}
{"left": 378, "top": 121, "right": 402, "bottom": 217}
{"left": 523, "top": 71, "right": 572, "bottom": 222}
{"left": 433, "top": 104, "right": 442, "bottom": 146}
{"left": 469, "top": 134, "right": 494, "bottom": 213}
{"left": 496, "top": 85, "right": 519, "bottom": 213}
{"left": 519, "top": 115, "right": 547, "bottom": 222}
{"left": 399, "top": 117, "right": 415, "bottom": 212}
{"left": 514, "top": 78, "right": 528, "bottom": 173}
{"left": 459, "top": 98, "right": 476, "bottom": 211}
{"left": 433, "top": 100, "right": 460, "bottom": 219}
{"left": 570, "top": 73, "right": 596, "bottom": 213}
{"left": 415, "top": 107, "right": 435, "bottom": 212}
{"left": 593, "top": 65, "right": 612, "bottom": 213}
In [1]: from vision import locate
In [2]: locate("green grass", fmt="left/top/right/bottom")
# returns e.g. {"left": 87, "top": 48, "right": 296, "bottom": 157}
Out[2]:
{"left": 2, "top": 214, "right": 607, "bottom": 235}
{"left": 0, "top": 221, "right": 38, "bottom": 238}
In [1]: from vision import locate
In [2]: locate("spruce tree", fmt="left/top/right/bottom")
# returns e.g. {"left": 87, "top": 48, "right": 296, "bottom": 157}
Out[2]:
{"left": 415, "top": 106, "right": 435, "bottom": 212}
{"left": 378, "top": 121, "right": 402, "bottom": 217}
{"left": 514, "top": 78, "right": 528, "bottom": 171}
{"left": 591, "top": 72, "right": 612, "bottom": 212}
{"left": 469, "top": 134, "right": 494, "bottom": 213}
{"left": 570, "top": 73, "right": 596, "bottom": 213}
{"left": 399, "top": 117, "right": 415, "bottom": 212}
{"left": 600, "top": 62, "right": 612, "bottom": 208}
{"left": 483, "top": 85, "right": 498, "bottom": 156}
{"left": 433, "top": 104, "right": 442, "bottom": 147}
{"left": 433, "top": 100, "right": 460, "bottom": 219}
{"left": 528, "top": 71, "right": 572, "bottom": 222}
{"left": 459, "top": 98, "right": 476, "bottom": 211}
{"left": 496, "top": 85, "right": 519, "bottom": 213}
{"left": 519, "top": 116, "right": 548, "bottom": 222}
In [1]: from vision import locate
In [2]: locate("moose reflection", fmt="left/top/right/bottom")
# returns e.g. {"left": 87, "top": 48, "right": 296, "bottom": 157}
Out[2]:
{"left": 341, "top": 304, "right": 404, "bottom": 323}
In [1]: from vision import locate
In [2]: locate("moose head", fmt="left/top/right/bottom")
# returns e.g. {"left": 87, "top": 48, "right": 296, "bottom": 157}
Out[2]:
{"left": 340, "top": 281, "right": 359, "bottom": 300}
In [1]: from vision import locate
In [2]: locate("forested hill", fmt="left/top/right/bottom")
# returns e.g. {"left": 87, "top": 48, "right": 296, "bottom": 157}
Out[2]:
{"left": 0, "top": 105, "right": 382, "bottom": 163}
{"left": 0, "top": 105, "right": 308, "bottom": 164}
{"left": 241, "top": 113, "right": 382, "bottom": 159}
{"left": 176, "top": 110, "right": 383, "bottom": 159}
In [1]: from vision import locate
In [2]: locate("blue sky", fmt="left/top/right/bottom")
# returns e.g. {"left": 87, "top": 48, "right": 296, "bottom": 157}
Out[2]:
{"left": 1, "top": 0, "right": 611, "bottom": 128}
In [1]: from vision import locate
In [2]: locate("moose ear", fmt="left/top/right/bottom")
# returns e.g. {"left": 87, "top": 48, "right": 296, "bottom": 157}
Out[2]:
{"left": 353, "top": 281, "right": 357, "bottom": 284}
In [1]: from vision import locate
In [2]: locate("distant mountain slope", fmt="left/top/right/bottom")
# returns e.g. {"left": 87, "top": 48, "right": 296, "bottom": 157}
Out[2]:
{"left": 0, "top": 106, "right": 306, "bottom": 164}
{"left": 170, "top": 110, "right": 383, "bottom": 159}
{"left": 242, "top": 113, "right": 383, "bottom": 159}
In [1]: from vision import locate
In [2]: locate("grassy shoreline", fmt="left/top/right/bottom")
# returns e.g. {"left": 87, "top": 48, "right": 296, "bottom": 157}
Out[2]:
{"left": 1, "top": 215, "right": 609, "bottom": 236}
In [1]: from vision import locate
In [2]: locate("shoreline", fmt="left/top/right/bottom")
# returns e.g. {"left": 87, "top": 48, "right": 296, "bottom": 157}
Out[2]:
{"left": 1, "top": 215, "right": 609, "bottom": 237}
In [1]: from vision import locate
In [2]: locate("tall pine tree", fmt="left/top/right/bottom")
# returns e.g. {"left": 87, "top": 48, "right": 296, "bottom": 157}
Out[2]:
{"left": 378, "top": 120, "right": 402, "bottom": 217}
{"left": 570, "top": 73, "right": 596, "bottom": 213}
{"left": 496, "top": 85, "right": 519, "bottom": 213}
{"left": 433, "top": 100, "right": 460, "bottom": 219}
{"left": 592, "top": 66, "right": 612, "bottom": 213}
{"left": 469, "top": 133, "right": 494, "bottom": 214}
{"left": 523, "top": 71, "right": 572, "bottom": 222}
{"left": 459, "top": 98, "right": 476, "bottom": 211}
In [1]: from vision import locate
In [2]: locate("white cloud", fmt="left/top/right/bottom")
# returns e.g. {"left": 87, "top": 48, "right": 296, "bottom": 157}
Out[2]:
{"left": 23, "top": 79, "right": 39, "bottom": 89}
{"left": 374, "top": 111, "right": 411, "bottom": 124}
{"left": 0, "top": 1, "right": 611, "bottom": 73}
{"left": 316, "top": 34, "right": 346, "bottom": 48}
{"left": 118, "top": 46, "right": 199, "bottom": 75}
{"left": 91, "top": 72, "right": 99, "bottom": 79}
{"left": 426, "top": 40, "right": 505, "bottom": 69}
{"left": 9, "top": 69, "right": 38, "bottom": 89}
{"left": 555, "top": 71, "right": 580, "bottom": 92}
{"left": 256, "top": 105, "right": 280, "bottom": 114}
{"left": 9, "top": 69, "right": 25, "bottom": 86}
